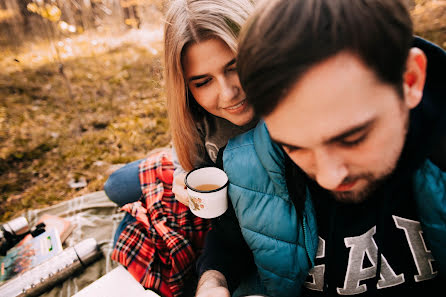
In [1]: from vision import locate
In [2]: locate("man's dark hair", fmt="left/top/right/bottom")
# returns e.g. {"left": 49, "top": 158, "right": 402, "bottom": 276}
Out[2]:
{"left": 237, "top": 0, "right": 414, "bottom": 116}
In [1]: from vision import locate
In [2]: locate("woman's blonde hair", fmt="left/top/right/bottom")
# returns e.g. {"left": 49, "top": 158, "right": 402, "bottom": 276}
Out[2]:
{"left": 164, "top": 0, "right": 255, "bottom": 171}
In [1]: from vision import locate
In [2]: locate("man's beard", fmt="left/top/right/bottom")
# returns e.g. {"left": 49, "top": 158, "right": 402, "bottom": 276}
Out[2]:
{"left": 330, "top": 172, "right": 392, "bottom": 203}
{"left": 331, "top": 111, "right": 410, "bottom": 204}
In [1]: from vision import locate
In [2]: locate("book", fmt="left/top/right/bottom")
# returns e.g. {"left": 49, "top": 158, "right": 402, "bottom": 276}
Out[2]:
{"left": 0, "top": 238, "right": 101, "bottom": 297}
{"left": 0, "top": 227, "right": 63, "bottom": 285}
{"left": 17, "top": 214, "right": 75, "bottom": 246}
{"left": 72, "top": 265, "right": 161, "bottom": 297}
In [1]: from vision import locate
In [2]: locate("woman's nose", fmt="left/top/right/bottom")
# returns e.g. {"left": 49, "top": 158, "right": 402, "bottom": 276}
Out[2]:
{"left": 219, "top": 77, "right": 239, "bottom": 102}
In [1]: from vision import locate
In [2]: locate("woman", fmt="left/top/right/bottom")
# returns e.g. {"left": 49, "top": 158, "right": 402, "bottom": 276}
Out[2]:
{"left": 105, "top": 0, "right": 256, "bottom": 207}
{"left": 104, "top": 0, "right": 258, "bottom": 296}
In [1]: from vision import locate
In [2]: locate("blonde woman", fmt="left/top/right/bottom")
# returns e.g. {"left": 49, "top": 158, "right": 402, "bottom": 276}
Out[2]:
{"left": 105, "top": 0, "right": 257, "bottom": 207}
{"left": 104, "top": 0, "right": 257, "bottom": 296}
{"left": 165, "top": 0, "right": 257, "bottom": 203}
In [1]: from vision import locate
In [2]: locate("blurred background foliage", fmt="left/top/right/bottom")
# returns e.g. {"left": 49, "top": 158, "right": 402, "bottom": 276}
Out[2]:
{"left": 0, "top": 0, "right": 168, "bottom": 221}
{"left": 0, "top": 0, "right": 445, "bottom": 222}
{"left": 411, "top": 0, "right": 446, "bottom": 47}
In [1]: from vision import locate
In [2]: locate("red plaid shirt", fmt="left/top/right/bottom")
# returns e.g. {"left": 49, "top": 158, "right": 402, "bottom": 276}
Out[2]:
{"left": 111, "top": 149, "right": 212, "bottom": 297}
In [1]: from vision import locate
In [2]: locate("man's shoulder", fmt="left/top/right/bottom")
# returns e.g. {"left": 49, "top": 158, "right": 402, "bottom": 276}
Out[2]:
{"left": 429, "top": 136, "right": 446, "bottom": 171}
{"left": 225, "top": 120, "right": 270, "bottom": 152}
{"left": 222, "top": 122, "right": 267, "bottom": 184}
{"left": 225, "top": 128, "right": 256, "bottom": 152}
{"left": 223, "top": 127, "right": 257, "bottom": 172}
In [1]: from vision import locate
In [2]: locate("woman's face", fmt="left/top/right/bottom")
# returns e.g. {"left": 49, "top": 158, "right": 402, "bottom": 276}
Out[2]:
{"left": 182, "top": 38, "right": 254, "bottom": 126}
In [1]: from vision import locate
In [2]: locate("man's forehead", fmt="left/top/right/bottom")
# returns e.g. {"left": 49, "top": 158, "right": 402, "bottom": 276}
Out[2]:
{"left": 263, "top": 53, "right": 391, "bottom": 147}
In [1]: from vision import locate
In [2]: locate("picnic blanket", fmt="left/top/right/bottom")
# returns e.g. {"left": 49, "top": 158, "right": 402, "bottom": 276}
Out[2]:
{"left": 20, "top": 190, "right": 124, "bottom": 297}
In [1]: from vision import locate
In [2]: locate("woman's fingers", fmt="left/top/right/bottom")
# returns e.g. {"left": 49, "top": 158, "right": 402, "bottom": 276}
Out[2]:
{"left": 173, "top": 172, "right": 189, "bottom": 206}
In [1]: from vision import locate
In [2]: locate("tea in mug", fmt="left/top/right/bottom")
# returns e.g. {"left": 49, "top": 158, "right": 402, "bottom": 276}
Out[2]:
{"left": 195, "top": 184, "right": 220, "bottom": 191}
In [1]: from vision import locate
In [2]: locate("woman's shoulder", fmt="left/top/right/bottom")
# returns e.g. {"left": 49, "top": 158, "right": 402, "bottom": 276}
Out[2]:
{"left": 198, "top": 114, "right": 255, "bottom": 144}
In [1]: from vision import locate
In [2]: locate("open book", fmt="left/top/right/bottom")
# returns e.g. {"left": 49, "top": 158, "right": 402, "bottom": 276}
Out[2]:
{"left": 0, "top": 227, "right": 63, "bottom": 285}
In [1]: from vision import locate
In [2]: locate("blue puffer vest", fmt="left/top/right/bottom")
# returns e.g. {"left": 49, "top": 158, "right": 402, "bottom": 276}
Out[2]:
{"left": 223, "top": 122, "right": 319, "bottom": 297}
{"left": 223, "top": 121, "right": 446, "bottom": 297}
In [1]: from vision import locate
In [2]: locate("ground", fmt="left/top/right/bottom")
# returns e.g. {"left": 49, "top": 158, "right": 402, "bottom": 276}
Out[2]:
{"left": 0, "top": 28, "right": 170, "bottom": 221}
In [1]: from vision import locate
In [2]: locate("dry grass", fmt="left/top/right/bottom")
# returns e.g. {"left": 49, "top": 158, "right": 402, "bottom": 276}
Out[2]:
{"left": 0, "top": 34, "right": 170, "bottom": 221}
{"left": 412, "top": 1, "right": 446, "bottom": 48}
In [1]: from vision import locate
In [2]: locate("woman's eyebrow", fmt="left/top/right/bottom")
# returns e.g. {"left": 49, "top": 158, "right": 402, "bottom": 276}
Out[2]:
{"left": 225, "top": 58, "right": 236, "bottom": 67}
{"left": 189, "top": 74, "right": 208, "bottom": 82}
{"left": 188, "top": 58, "right": 236, "bottom": 82}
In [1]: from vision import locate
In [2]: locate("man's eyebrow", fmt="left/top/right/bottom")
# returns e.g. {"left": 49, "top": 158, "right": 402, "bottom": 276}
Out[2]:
{"left": 270, "top": 137, "right": 302, "bottom": 150}
{"left": 327, "top": 118, "right": 375, "bottom": 144}
{"left": 270, "top": 118, "right": 375, "bottom": 149}
{"left": 188, "top": 59, "right": 236, "bottom": 82}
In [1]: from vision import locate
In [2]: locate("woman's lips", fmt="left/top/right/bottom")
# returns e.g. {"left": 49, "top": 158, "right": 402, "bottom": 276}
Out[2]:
{"left": 224, "top": 99, "right": 247, "bottom": 114}
{"left": 334, "top": 180, "right": 357, "bottom": 192}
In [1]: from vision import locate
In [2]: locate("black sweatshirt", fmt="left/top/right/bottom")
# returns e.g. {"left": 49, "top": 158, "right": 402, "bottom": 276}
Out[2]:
{"left": 195, "top": 37, "right": 446, "bottom": 296}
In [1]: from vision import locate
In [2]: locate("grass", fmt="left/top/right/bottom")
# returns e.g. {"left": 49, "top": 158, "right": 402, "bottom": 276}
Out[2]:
{"left": 0, "top": 35, "right": 170, "bottom": 222}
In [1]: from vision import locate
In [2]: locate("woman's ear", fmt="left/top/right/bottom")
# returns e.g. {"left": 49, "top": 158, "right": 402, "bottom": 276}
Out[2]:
{"left": 403, "top": 47, "right": 427, "bottom": 109}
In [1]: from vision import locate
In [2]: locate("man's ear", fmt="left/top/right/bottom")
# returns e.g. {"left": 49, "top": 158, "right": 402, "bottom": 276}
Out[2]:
{"left": 403, "top": 47, "right": 427, "bottom": 109}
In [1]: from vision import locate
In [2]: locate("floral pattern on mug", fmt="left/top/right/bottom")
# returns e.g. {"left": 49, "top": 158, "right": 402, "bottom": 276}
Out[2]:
{"left": 190, "top": 197, "right": 204, "bottom": 211}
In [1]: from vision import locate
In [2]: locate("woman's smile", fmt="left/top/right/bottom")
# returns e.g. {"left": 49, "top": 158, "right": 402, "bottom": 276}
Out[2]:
{"left": 223, "top": 99, "right": 248, "bottom": 114}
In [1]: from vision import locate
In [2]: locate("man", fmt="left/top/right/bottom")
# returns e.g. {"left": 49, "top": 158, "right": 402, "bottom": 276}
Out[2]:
{"left": 194, "top": 0, "right": 446, "bottom": 296}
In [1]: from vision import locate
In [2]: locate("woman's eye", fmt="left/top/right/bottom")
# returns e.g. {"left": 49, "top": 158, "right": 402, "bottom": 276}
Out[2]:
{"left": 227, "top": 67, "right": 237, "bottom": 73}
{"left": 195, "top": 78, "right": 211, "bottom": 88}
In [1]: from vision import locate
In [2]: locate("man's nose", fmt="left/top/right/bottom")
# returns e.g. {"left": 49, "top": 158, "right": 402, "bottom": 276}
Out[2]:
{"left": 314, "top": 148, "right": 348, "bottom": 190}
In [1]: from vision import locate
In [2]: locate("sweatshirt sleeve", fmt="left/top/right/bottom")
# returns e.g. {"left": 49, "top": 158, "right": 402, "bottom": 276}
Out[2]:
{"left": 196, "top": 199, "right": 255, "bottom": 292}
{"left": 171, "top": 145, "right": 187, "bottom": 177}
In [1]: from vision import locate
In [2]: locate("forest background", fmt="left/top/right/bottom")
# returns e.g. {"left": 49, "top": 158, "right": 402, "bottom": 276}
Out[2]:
{"left": 1, "top": 0, "right": 445, "bottom": 222}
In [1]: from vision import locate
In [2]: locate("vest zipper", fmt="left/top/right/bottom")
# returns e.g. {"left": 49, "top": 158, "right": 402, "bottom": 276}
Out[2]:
{"left": 302, "top": 214, "right": 315, "bottom": 267}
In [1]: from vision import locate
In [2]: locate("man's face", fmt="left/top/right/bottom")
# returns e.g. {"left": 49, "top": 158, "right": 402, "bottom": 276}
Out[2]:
{"left": 265, "top": 52, "right": 417, "bottom": 203}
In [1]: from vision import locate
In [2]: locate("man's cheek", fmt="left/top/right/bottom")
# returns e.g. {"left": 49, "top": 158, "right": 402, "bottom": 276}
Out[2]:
{"left": 289, "top": 154, "right": 314, "bottom": 178}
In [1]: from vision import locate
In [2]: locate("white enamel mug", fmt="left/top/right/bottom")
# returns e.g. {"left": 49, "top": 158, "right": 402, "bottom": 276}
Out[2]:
{"left": 185, "top": 167, "right": 229, "bottom": 219}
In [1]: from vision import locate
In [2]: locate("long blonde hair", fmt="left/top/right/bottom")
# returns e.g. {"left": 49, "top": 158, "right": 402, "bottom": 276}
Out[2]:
{"left": 164, "top": 0, "right": 255, "bottom": 171}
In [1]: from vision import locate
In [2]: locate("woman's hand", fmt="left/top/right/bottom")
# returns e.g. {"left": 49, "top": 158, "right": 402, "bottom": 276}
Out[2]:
{"left": 172, "top": 172, "right": 189, "bottom": 206}
{"left": 196, "top": 286, "right": 231, "bottom": 297}
{"left": 195, "top": 270, "right": 230, "bottom": 297}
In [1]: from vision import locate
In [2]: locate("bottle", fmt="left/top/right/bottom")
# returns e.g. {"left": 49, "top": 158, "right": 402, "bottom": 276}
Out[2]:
{"left": 0, "top": 238, "right": 102, "bottom": 297}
